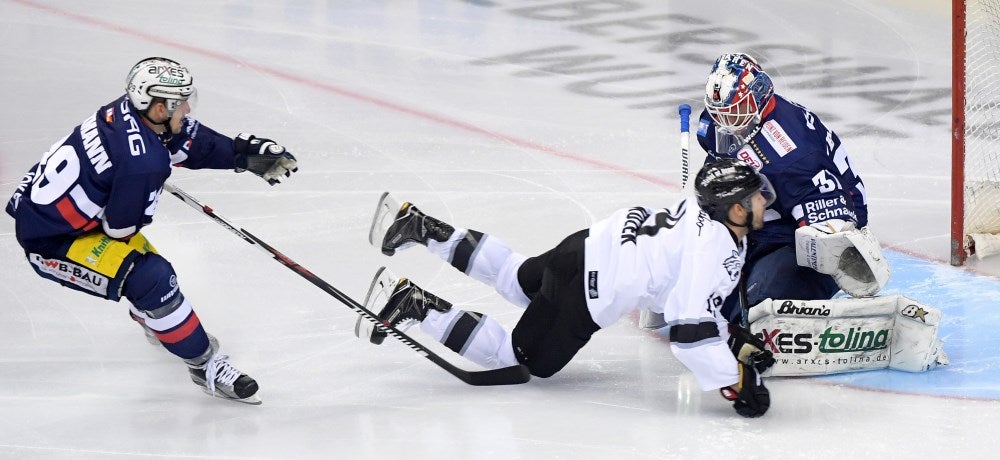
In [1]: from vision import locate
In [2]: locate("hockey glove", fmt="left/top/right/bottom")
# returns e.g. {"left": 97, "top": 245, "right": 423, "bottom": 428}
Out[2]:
{"left": 794, "top": 219, "right": 890, "bottom": 297}
{"left": 234, "top": 133, "right": 298, "bottom": 185}
{"left": 727, "top": 325, "right": 775, "bottom": 373}
{"left": 720, "top": 363, "right": 771, "bottom": 418}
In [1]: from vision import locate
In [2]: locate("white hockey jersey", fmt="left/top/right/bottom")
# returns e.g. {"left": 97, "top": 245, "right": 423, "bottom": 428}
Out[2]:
{"left": 583, "top": 199, "right": 745, "bottom": 390}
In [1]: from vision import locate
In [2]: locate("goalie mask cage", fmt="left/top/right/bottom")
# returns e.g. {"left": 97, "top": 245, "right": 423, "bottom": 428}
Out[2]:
{"left": 952, "top": 0, "right": 1000, "bottom": 265}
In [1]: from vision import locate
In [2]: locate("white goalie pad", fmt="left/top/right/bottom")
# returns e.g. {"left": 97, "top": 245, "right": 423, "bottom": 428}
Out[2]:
{"left": 794, "top": 224, "right": 891, "bottom": 297}
{"left": 748, "top": 295, "right": 947, "bottom": 376}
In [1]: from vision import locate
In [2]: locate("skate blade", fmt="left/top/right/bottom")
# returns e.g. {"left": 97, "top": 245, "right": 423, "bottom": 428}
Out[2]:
{"left": 368, "top": 191, "right": 402, "bottom": 249}
{"left": 199, "top": 387, "right": 262, "bottom": 405}
{"left": 354, "top": 315, "right": 387, "bottom": 345}
{"left": 355, "top": 266, "right": 400, "bottom": 344}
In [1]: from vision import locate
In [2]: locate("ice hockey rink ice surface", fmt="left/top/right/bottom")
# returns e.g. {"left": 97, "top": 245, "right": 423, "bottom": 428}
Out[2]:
{"left": 1, "top": 1, "right": 998, "bottom": 458}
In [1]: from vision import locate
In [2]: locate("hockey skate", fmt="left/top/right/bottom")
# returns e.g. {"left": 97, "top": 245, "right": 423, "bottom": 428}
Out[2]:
{"left": 186, "top": 338, "right": 261, "bottom": 405}
{"left": 368, "top": 192, "right": 454, "bottom": 256}
{"left": 355, "top": 266, "right": 452, "bottom": 345}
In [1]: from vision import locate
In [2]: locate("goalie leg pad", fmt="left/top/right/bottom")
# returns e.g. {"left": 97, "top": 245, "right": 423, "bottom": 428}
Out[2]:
{"left": 748, "top": 295, "right": 947, "bottom": 376}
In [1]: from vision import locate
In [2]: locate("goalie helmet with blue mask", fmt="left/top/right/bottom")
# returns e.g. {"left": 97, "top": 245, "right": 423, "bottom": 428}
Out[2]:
{"left": 695, "top": 158, "right": 776, "bottom": 228}
{"left": 704, "top": 53, "right": 774, "bottom": 154}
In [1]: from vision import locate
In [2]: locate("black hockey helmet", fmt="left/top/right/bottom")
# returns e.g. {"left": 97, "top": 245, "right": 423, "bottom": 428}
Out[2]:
{"left": 695, "top": 158, "right": 775, "bottom": 227}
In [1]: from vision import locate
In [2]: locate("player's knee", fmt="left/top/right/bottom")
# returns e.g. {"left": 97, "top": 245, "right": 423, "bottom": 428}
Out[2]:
{"left": 526, "top": 362, "right": 562, "bottom": 378}
{"left": 514, "top": 348, "right": 567, "bottom": 378}
{"left": 123, "top": 253, "right": 183, "bottom": 312}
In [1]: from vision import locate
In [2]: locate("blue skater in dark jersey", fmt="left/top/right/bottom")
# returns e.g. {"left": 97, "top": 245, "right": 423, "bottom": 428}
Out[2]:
{"left": 5, "top": 57, "right": 299, "bottom": 404}
{"left": 696, "top": 53, "right": 888, "bottom": 324}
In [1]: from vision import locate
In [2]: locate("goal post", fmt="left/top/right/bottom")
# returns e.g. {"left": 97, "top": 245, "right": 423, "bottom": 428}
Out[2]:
{"left": 952, "top": 0, "right": 1000, "bottom": 265}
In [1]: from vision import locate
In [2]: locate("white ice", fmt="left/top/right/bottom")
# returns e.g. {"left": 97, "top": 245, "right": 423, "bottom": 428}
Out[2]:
{"left": 1, "top": 1, "right": 999, "bottom": 459}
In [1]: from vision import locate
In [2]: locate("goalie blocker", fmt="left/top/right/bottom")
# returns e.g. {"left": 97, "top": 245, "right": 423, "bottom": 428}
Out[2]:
{"left": 748, "top": 295, "right": 948, "bottom": 376}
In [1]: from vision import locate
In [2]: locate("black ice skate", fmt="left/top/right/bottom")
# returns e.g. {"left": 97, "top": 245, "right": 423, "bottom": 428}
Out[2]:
{"left": 355, "top": 266, "right": 453, "bottom": 345}
{"left": 186, "top": 340, "right": 261, "bottom": 405}
{"left": 368, "top": 192, "right": 454, "bottom": 256}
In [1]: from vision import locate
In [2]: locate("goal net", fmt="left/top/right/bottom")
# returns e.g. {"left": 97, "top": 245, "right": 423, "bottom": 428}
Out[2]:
{"left": 952, "top": 0, "right": 1000, "bottom": 264}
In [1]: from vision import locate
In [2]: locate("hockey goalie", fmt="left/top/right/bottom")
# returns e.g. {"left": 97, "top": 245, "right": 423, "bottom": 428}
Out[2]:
{"left": 674, "top": 222, "right": 949, "bottom": 377}
{"left": 750, "top": 215, "right": 949, "bottom": 376}
{"left": 643, "top": 52, "right": 949, "bottom": 377}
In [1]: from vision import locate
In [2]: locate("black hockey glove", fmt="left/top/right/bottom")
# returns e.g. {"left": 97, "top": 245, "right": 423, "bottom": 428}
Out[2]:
{"left": 720, "top": 363, "right": 771, "bottom": 418}
{"left": 727, "top": 324, "right": 775, "bottom": 373}
{"left": 234, "top": 133, "right": 298, "bottom": 185}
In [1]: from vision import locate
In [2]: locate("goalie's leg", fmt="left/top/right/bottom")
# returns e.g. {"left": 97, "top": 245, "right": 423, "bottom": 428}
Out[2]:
{"left": 720, "top": 245, "right": 840, "bottom": 324}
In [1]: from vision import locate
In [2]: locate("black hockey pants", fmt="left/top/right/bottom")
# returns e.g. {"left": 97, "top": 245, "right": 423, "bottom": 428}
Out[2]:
{"left": 511, "top": 229, "right": 601, "bottom": 378}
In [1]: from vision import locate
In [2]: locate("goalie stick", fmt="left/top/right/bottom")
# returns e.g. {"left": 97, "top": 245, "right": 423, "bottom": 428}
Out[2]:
{"left": 162, "top": 183, "right": 531, "bottom": 386}
{"left": 639, "top": 104, "right": 695, "bottom": 331}
{"left": 678, "top": 103, "right": 692, "bottom": 189}
{"left": 678, "top": 103, "right": 751, "bottom": 327}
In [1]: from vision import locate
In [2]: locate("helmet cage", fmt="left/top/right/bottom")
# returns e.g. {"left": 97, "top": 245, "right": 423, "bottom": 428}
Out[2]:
{"left": 705, "top": 53, "right": 774, "bottom": 136}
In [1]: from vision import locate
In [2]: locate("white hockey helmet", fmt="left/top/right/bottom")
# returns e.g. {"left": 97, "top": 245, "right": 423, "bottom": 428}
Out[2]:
{"left": 704, "top": 53, "right": 774, "bottom": 137}
{"left": 125, "top": 57, "right": 195, "bottom": 116}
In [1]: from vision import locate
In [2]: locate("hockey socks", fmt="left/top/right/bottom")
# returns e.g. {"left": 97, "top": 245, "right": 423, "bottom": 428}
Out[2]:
{"left": 129, "top": 298, "right": 210, "bottom": 360}
{"left": 428, "top": 228, "right": 531, "bottom": 308}
{"left": 421, "top": 308, "right": 519, "bottom": 369}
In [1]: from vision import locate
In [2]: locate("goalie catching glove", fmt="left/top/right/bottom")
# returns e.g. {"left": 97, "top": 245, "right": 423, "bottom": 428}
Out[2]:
{"left": 794, "top": 219, "right": 890, "bottom": 297}
{"left": 234, "top": 133, "right": 298, "bottom": 185}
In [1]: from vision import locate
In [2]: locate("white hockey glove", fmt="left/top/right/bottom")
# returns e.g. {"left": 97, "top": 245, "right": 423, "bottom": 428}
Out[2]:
{"left": 794, "top": 219, "right": 890, "bottom": 297}
{"left": 234, "top": 133, "right": 298, "bottom": 185}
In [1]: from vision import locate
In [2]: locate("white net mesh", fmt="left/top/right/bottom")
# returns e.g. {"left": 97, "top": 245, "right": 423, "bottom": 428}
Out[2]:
{"left": 963, "top": 0, "right": 1000, "bottom": 258}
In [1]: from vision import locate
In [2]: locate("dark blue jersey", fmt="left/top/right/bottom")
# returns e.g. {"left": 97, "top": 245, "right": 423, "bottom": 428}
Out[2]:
{"left": 697, "top": 94, "right": 868, "bottom": 246}
{"left": 6, "top": 95, "right": 238, "bottom": 250}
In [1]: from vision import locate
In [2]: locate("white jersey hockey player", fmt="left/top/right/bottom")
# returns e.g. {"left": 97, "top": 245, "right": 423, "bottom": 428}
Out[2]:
{"left": 359, "top": 159, "right": 779, "bottom": 417}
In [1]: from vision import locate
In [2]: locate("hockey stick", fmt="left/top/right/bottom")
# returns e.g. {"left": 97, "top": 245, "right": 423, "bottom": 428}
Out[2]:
{"left": 162, "top": 183, "right": 531, "bottom": 386}
{"left": 678, "top": 103, "right": 692, "bottom": 189}
{"left": 638, "top": 104, "right": 695, "bottom": 331}
{"left": 676, "top": 104, "right": 754, "bottom": 327}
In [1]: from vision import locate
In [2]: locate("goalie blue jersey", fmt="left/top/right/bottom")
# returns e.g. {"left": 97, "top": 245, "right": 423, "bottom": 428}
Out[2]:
{"left": 6, "top": 95, "right": 237, "bottom": 249}
{"left": 696, "top": 94, "right": 868, "bottom": 246}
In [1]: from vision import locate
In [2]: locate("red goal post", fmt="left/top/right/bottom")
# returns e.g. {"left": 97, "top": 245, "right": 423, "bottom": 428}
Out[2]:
{"left": 952, "top": 0, "right": 1000, "bottom": 265}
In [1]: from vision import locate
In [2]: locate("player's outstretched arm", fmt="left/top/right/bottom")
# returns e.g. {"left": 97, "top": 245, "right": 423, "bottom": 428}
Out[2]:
{"left": 234, "top": 133, "right": 298, "bottom": 185}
